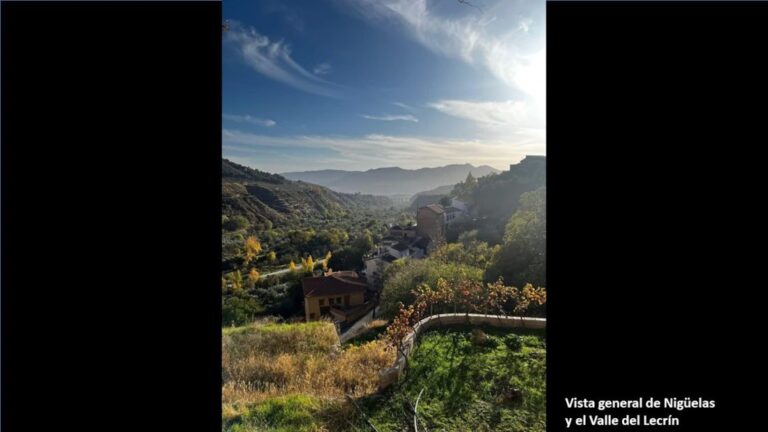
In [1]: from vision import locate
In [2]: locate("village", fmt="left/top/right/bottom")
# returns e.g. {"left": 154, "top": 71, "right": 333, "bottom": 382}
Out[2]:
{"left": 301, "top": 198, "right": 471, "bottom": 332}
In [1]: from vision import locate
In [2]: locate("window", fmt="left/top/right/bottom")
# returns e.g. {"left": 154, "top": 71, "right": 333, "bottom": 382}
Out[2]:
{"left": 336, "top": 297, "right": 342, "bottom": 304}
{"left": 319, "top": 299, "right": 325, "bottom": 306}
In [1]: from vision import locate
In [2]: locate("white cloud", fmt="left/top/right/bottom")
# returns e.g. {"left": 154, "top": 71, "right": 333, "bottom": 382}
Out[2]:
{"left": 224, "top": 21, "right": 341, "bottom": 98}
{"left": 429, "top": 99, "right": 529, "bottom": 127}
{"left": 392, "top": 102, "right": 415, "bottom": 111}
{"left": 222, "top": 129, "right": 544, "bottom": 171}
{"left": 313, "top": 62, "right": 332, "bottom": 75}
{"left": 361, "top": 114, "right": 419, "bottom": 122}
{"left": 222, "top": 113, "right": 276, "bottom": 127}
{"left": 342, "top": 0, "right": 545, "bottom": 105}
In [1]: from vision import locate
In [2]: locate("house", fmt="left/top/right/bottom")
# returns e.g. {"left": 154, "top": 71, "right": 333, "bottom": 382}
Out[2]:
{"left": 416, "top": 204, "right": 446, "bottom": 250}
{"left": 444, "top": 206, "right": 464, "bottom": 224}
{"left": 363, "top": 224, "right": 434, "bottom": 288}
{"left": 450, "top": 198, "right": 468, "bottom": 212}
{"left": 387, "top": 241, "right": 411, "bottom": 258}
{"left": 302, "top": 271, "right": 370, "bottom": 323}
{"left": 364, "top": 253, "right": 397, "bottom": 290}
{"left": 389, "top": 224, "right": 418, "bottom": 240}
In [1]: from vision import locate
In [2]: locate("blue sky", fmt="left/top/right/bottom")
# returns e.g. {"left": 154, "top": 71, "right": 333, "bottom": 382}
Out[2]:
{"left": 223, "top": 0, "right": 545, "bottom": 173}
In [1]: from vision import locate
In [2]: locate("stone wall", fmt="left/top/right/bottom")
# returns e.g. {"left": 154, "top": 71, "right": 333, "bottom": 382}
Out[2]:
{"left": 378, "top": 313, "right": 546, "bottom": 390}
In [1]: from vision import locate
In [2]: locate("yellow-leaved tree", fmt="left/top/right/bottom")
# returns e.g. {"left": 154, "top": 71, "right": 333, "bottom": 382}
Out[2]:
{"left": 247, "top": 268, "right": 260, "bottom": 289}
{"left": 244, "top": 236, "right": 262, "bottom": 264}
{"left": 267, "top": 251, "right": 277, "bottom": 263}
{"left": 289, "top": 260, "right": 297, "bottom": 273}
{"left": 305, "top": 255, "right": 315, "bottom": 273}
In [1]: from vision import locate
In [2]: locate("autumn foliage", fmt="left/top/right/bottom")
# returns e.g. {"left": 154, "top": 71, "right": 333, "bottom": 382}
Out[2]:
{"left": 383, "top": 278, "right": 546, "bottom": 350}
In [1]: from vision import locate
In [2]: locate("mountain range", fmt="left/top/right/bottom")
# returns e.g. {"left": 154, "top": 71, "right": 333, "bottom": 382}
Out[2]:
{"left": 281, "top": 164, "right": 500, "bottom": 196}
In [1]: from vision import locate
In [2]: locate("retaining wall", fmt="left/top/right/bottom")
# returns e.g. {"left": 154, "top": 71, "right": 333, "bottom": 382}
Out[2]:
{"left": 378, "top": 313, "right": 546, "bottom": 390}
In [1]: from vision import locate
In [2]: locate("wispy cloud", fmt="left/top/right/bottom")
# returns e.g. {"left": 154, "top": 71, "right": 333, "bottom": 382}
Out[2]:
{"left": 224, "top": 21, "right": 341, "bottom": 98}
{"left": 361, "top": 114, "right": 419, "bottom": 122}
{"left": 223, "top": 113, "right": 276, "bottom": 127}
{"left": 392, "top": 102, "right": 415, "bottom": 112}
{"left": 313, "top": 62, "right": 332, "bottom": 75}
{"left": 222, "top": 129, "right": 544, "bottom": 171}
{"left": 429, "top": 100, "right": 529, "bottom": 127}
{"left": 342, "top": 0, "right": 545, "bottom": 104}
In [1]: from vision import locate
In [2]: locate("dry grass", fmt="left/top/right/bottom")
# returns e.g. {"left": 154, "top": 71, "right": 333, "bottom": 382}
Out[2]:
{"left": 222, "top": 319, "right": 395, "bottom": 430}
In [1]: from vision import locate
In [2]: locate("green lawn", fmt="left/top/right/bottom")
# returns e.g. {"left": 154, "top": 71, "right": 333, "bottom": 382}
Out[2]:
{"left": 357, "top": 325, "right": 546, "bottom": 432}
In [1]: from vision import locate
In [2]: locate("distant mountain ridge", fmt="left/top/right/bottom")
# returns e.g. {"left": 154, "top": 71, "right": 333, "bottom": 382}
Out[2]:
{"left": 282, "top": 164, "right": 500, "bottom": 196}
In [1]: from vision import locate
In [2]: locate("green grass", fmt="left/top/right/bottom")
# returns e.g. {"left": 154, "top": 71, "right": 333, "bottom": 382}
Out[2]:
{"left": 223, "top": 324, "right": 545, "bottom": 432}
{"left": 343, "top": 320, "right": 389, "bottom": 347}
{"left": 357, "top": 325, "right": 546, "bottom": 432}
{"left": 223, "top": 395, "right": 322, "bottom": 432}
{"left": 223, "top": 320, "right": 329, "bottom": 336}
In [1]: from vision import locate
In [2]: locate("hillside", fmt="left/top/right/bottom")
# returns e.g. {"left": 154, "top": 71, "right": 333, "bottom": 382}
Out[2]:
{"left": 222, "top": 159, "right": 394, "bottom": 231}
{"left": 443, "top": 155, "right": 546, "bottom": 244}
{"left": 468, "top": 155, "right": 546, "bottom": 222}
{"left": 408, "top": 184, "right": 455, "bottom": 210}
{"left": 282, "top": 164, "right": 500, "bottom": 196}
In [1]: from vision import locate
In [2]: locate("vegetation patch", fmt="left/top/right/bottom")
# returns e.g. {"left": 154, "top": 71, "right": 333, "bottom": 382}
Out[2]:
{"left": 222, "top": 321, "right": 395, "bottom": 431}
{"left": 357, "top": 326, "right": 546, "bottom": 432}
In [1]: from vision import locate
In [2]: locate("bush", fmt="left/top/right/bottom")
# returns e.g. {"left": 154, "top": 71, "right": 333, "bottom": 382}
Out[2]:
{"left": 380, "top": 258, "right": 483, "bottom": 318}
{"left": 222, "top": 295, "right": 265, "bottom": 326}
{"left": 504, "top": 334, "right": 523, "bottom": 351}
{"left": 224, "top": 215, "right": 249, "bottom": 231}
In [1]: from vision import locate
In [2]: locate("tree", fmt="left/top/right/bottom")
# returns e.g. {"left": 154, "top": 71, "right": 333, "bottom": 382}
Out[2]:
{"left": 289, "top": 260, "right": 297, "bottom": 273}
{"left": 352, "top": 230, "right": 374, "bottom": 254}
{"left": 222, "top": 296, "right": 265, "bottom": 326}
{"left": 485, "top": 187, "right": 546, "bottom": 287}
{"left": 267, "top": 251, "right": 277, "bottom": 263}
{"left": 305, "top": 255, "right": 315, "bottom": 273}
{"left": 228, "top": 270, "right": 244, "bottom": 295}
{"left": 327, "top": 247, "right": 364, "bottom": 271}
{"left": 439, "top": 195, "right": 452, "bottom": 207}
{"left": 379, "top": 258, "right": 483, "bottom": 318}
{"left": 247, "top": 268, "right": 260, "bottom": 289}
{"left": 244, "top": 236, "right": 263, "bottom": 265}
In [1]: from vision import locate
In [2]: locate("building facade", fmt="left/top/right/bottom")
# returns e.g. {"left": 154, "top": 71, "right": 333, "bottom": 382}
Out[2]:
{"left": 416, "top": 204, "right": 446, "bottom": 249}
{"left": 302, "top": 271, "right": 368, "bottom": 323}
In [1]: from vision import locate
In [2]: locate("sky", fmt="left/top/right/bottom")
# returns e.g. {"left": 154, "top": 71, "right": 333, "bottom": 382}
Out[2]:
{"left": 223, "top": 0, "right": 545, "bottom": 173}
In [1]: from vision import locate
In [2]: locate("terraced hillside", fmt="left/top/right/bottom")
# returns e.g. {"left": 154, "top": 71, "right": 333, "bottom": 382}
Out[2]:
{"left": 223, "top": 159, "right": 394, "bottom": 231}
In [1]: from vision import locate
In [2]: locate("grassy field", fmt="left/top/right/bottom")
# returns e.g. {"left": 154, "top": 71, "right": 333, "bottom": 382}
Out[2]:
{"left": 356, "top": 325, "right": 546, "bottom": 432}
{"left": 223, "top": 322, "right": 545, "bottom": 432}
{"left": 222, "top": 320, "right": 395, "bottom": 432}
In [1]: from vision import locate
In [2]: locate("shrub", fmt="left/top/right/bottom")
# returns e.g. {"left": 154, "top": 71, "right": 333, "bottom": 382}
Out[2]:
{"left": 222, "top": 295, "right": 265, "bottom": 326}
{"left": 504, "top": 333, "right": 523, "bottom": 351}
{"left": 224, "top": 215, "right": 250, "bottom": 231}
{"left": 380, "top": 258, "right": 483, "bottom": 318}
